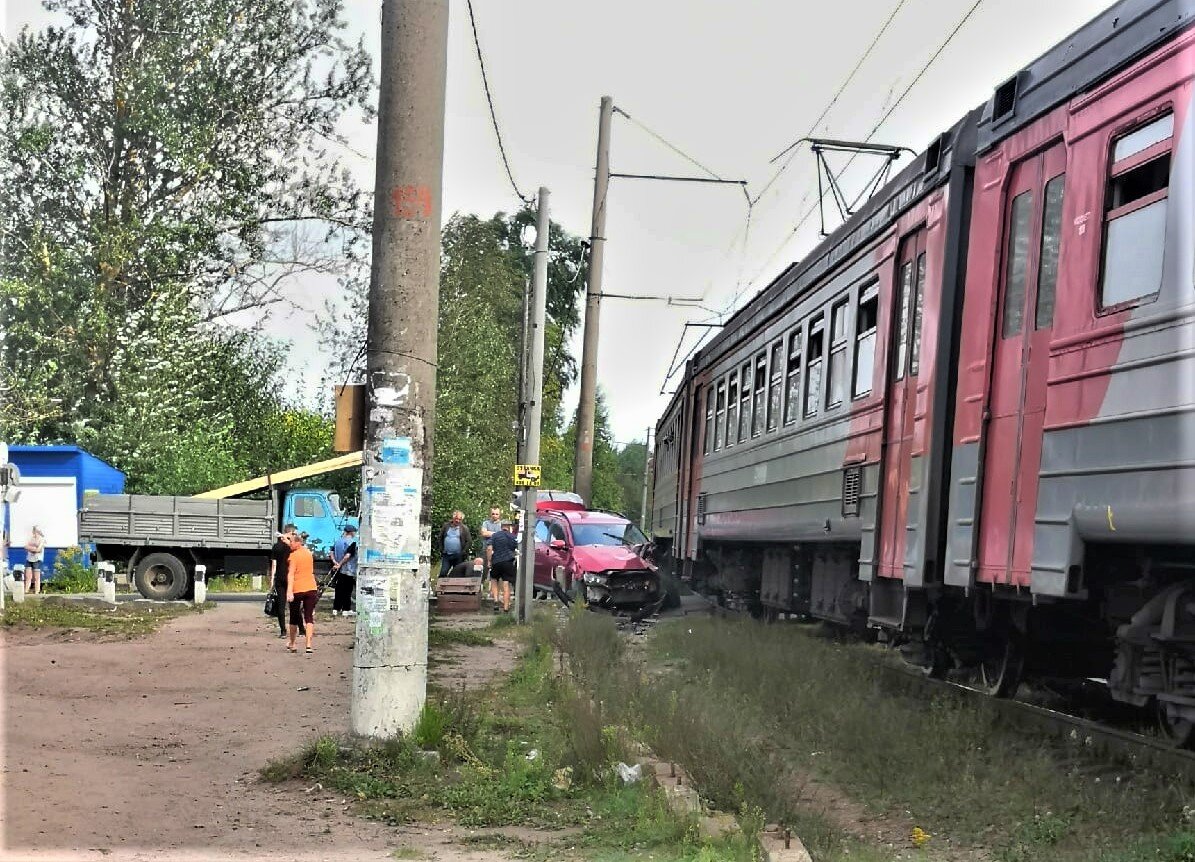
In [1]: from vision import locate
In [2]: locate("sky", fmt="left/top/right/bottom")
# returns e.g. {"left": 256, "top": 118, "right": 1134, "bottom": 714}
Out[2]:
{"left": 4, "top": 0, "right": 1118, "bottom": 446}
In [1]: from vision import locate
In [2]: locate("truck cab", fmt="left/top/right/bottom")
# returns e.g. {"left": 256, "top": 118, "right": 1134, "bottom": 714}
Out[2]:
{"left": 283, "top": 489, "right": 357, "bottom": 559}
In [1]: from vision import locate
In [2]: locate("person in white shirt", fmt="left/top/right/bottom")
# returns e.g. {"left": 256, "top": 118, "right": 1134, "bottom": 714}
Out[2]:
{"left": 24, "top": 526, "right": 45, "bottom": 595}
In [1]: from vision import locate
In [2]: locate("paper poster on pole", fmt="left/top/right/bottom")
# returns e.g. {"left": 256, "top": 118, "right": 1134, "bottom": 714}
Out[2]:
{"left": 358, "top": 574, "right": 390, "bottom": 634}
{"left": 362, "top": 461, "right": 422, "bottom": 570}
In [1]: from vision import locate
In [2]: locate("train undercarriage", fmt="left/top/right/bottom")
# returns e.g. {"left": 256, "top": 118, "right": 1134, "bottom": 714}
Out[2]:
{"left": 662, "top": 539, "right": 1195, "bottom": 745}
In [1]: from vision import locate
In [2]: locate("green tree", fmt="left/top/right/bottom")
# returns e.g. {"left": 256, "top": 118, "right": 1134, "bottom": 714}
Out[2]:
{"left": 0, "top": 0, "right": 373, "bottom": 493}
{"left": 547, "top": 391, "right": 626, "bottom": 515}
{"left": 615, "top": 439, "right": 649, "bottom": 526}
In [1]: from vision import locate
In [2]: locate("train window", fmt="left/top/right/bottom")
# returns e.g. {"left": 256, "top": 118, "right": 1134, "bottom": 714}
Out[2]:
{"left": 827, "top": 300, "right": 850, "bottom": 409}
{"left": 704, "top": 386, "right": 714, "bottom": 455}
{"left": 726, "top": 374, "right": 739, "bottom": 449}
{"left": 1101, "top": 113, "right": 1172, "bottom": 309}
{"left": 714, "top": 381, "right": 726, "bottom": 451}
{"left": 752, "top": 353, "right": 767, "bottom": 436}
{"left": 1035, "top": 174, "right": 1065, "bottom": 328}
{"left": 784, "top": 330, "right": 802, "bottom": 425}
{"left": 1113, "top": 113, "right": 1173, "bottom": 162}
{"left": 805, "top": 316, "right": 824, "bottom": 418}
{"left": 738, "top": 363, "right": 751, "bottom": 442}
{"left": 853, "top": 287, "right": 878, "bottom": 398}
{"left": 767, "top": 341, "right": 783, "bottom": 431}
{"left": 909, "top": 253, "right": 926, "bottom": 376}
{"left": 1002, "top": 191, "right": 1034, "bottom": 338}
{"left": 895, "top": 260, "right": 913, "bottom": 378}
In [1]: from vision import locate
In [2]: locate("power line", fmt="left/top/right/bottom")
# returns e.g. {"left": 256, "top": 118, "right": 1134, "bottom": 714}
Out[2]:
{"left": 465, "top": 0, "right": 532, "bottom": 206}
{"left": 742, "top": 0, "right": 988, "bottom": 303}
{"left": 750, "top": 0, "right": 911, "bottom": 207}
{"left": 614, "top": 106, "right": 724, "bottom": 180}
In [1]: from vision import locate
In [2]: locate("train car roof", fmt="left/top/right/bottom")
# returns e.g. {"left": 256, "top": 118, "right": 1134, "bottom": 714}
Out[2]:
{"left": 976, "top": 0, "right": 1191, "bottom": 154}
{"left": 696, "top": 108, "right": 977, "bottom": 369}
{"left": 685, "top": 0, "right": 1190, "bottom": 382}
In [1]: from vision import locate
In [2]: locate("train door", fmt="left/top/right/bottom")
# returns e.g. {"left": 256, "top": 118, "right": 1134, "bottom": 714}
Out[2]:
{"left": 878, "top": 228, "right": 928, "bottom": 580}
{"left": 977, "top": 144, "right": 1066, "bottom": 586}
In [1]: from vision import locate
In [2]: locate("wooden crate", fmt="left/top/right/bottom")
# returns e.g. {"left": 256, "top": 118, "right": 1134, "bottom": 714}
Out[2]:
{"left": 436, "top": 594, "right": 481, "bottom": 613}
{"left": 435, "top": 576, "right": 482, "bottom": 614}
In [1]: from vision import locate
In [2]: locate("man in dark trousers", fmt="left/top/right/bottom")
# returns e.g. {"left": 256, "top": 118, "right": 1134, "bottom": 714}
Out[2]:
{"left": 268, "top": 523, "right": 298, "bottom": 637}
{"left": 330, "top": 525, "right": 358, "bottom": 617}
{"left": 438, "top": 510, "right": 472, "bottom": 577}
{"left": 489, "top": 521, "right": 519, "bottom": 613}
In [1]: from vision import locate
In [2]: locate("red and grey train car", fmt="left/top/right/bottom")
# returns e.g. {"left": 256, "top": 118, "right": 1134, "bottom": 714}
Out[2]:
{"left": 651, "top": 0, "right": 1195, "bottom": 734}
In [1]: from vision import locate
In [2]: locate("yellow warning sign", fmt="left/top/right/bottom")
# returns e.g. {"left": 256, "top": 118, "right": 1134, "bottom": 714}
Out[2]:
{"left": 513, "top": 464, "right": 542, "bottom": 487}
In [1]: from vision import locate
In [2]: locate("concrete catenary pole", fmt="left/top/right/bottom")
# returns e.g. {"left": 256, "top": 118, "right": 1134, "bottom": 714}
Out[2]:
{"left": 640, "top": 427, "right": 651, "bottom": 532}
{"left": 518, "top": 188, "right": 550, "bottom": 624}
{"left": 573, "top": 96, "right": 613, "bottom": 506}
{"left": 516, "top": 275, "right": 531, "bottom": 466}
{"left": 351, "top": 0, "right": 449, "bottom": 738}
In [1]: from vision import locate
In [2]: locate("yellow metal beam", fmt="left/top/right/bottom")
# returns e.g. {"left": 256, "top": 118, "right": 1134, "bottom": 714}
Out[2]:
{"left": 193, "top": 451, "right": 365, "bottom": 499}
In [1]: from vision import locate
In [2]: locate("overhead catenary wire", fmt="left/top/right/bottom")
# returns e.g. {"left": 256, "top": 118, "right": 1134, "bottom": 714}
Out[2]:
{"left": 614, "top": 106, "right": 725, "bottom": 181}
{"left": 657, "top": 0, "right": 910, "bottom": 384}
{"left": 666, "top": 0, "right": 987, "bottom": 387}
{"left": 465, "top": 0, "right": 532, "bottom": 206}
{"left": 750, "top": 0, "right": 911, "bottom": 207}
{"left": 741, "top": 0, "right": 988, "bottom": 303}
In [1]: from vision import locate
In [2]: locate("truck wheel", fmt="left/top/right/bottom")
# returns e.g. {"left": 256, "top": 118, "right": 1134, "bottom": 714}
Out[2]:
{"left": 134, "top": 553, "right": 189, "bottom": 601}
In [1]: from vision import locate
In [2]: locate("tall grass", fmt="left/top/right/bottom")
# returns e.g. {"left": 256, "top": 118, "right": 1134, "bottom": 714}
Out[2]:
{"left": 557, "top": 613, "right": 1195, "bottom": 862}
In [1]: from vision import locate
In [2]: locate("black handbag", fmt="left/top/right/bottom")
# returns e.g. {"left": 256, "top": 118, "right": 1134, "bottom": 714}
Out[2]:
{"left": 264, "top": 591, "right": 278, "bottom": 617}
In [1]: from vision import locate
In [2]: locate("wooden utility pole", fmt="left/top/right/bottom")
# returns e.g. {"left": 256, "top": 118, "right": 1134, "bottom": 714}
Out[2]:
{"left": 573, "top": 96, "right": 613, "bottom": 505}
{"left": 351, "top": 0, "right": 449, "bottom": 738}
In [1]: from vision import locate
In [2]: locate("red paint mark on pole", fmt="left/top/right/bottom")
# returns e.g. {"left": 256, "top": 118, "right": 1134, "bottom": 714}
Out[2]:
{"left": 390, "top": 185, "right": 433, "bottom": 219}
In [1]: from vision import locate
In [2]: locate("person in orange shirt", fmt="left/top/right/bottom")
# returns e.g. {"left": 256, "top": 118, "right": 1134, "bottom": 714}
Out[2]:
{"left": 285, "top": 532, "right": 319, "bottom": 654}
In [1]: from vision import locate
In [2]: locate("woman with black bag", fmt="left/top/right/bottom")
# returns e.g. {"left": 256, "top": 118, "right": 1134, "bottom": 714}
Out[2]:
{"left": 266, "top": 524, "right": 298, "bottom": 637}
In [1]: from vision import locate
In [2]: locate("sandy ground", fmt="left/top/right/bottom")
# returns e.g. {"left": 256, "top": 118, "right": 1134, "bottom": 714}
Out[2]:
{"left": 1, "top": 601, "right": 526, "bottom": 862}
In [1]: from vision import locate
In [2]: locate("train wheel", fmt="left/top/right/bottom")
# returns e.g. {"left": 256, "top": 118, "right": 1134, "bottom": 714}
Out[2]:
{"left": 1158, "top": 703, "right": 1195, "bottom": 748}
{"left": 979, "top": 631, "right": 1025, "bottom": 698}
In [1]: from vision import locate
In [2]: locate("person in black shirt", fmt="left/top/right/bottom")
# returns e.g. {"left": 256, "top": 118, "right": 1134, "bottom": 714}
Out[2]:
{"left": 490, "top": 521, "right": 519, "bottom": 613}
{"left": 268, "top": 523, "right": 298, "bottom": 637}
{"left": 445, "top": 557, "right": 484, "bottom": 579}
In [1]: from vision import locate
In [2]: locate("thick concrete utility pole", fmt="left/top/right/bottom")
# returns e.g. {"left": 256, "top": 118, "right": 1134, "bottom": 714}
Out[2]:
{"left": 352, "top": 0, "right": 449, "bottom": 738}
{"left": 518, "top": 188, "right": 550, "bottom": 624}
{"left": 573, "top": 95, "right": 613, "bottom": 506}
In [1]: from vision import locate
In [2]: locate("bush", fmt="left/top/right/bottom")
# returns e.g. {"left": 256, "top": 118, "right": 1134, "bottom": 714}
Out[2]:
{"left": 44, "top": 547, "right": 94, "bottom": 593}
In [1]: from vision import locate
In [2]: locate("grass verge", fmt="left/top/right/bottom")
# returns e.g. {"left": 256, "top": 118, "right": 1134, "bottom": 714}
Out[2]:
{"left": 556, "top": 611, "right": 1195, "bottom": 862}
{"left": 206, "top": 575, "right": 260, "bottom": 592}
{"left": 2, "top": 597, "right": 209, "bottom": 637}
{"left": 262, "top": 612, "right": 759, "bottom": 861}
{"left": 427, "top": 626, "right": 494, "bottom": 649}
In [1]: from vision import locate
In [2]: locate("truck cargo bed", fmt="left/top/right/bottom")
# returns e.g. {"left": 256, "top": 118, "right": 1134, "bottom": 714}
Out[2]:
{"left": 79, "top": 494, "right": 275, "bottom": 549}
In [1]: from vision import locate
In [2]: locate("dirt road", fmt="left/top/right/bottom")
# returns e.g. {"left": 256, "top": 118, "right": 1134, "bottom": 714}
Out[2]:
{"left": 2, "top": 602, "right": 520, "bottom": 862}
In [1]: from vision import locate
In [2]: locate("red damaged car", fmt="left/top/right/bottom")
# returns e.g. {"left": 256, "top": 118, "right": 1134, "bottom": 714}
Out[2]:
{"left": 531, "top": 500, "right": 661, "bottom": 612}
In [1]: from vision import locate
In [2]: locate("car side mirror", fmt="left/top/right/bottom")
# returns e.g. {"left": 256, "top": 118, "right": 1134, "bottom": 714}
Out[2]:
{"left": 549, "top": 539, "right": 566, "bottom": 550}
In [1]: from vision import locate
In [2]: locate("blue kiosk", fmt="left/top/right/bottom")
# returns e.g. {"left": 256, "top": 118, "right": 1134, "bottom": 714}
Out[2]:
{"left": 6, "top": 446, "right": 125, "bottom": 576}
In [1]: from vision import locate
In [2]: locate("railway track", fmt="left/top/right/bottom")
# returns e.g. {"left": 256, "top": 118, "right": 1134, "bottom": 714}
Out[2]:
{"left": 875, "top": 661, "right": 1195, "bottom": 784}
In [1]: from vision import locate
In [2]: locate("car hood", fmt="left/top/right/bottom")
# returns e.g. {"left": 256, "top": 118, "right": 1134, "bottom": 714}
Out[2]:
{"left": 570, "top": 544, "right": 653, "bottom": 573}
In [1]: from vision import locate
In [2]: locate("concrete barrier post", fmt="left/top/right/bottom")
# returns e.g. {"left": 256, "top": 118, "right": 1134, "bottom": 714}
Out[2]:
{"left": 250, "top": 574, "right": 263, "bottom": 591}
{"left": 95, "top": 562, "right": 105, "bottom": 594}
{"left": 12, "top": 566, "right": 24, "bottom": 603}
{"left": 193, "top": 565, "right": 206, "bottom": 605}
{"left": 101, "top": 564, "right": 116, "bottom": 604}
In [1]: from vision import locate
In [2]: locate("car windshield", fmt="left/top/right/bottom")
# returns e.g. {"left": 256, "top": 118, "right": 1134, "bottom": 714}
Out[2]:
{"left": 570, "top": 522, "right": 648, "bottom": 547}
